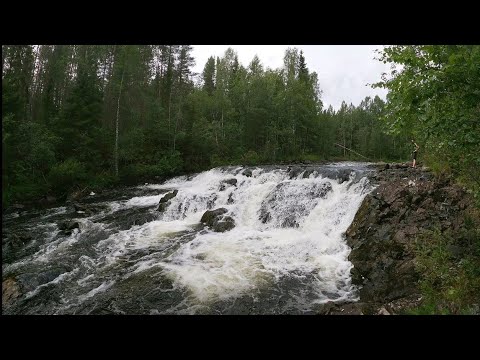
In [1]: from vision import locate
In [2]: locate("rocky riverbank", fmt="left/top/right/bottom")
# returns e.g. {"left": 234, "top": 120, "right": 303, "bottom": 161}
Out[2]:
{"left": 326, "top": 163, "right": 480, "bottom": 315}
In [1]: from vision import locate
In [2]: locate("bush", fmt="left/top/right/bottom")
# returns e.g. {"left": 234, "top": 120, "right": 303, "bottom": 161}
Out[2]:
{"left": 88, "top": 172, "right": 119, "bottom": 190}
{"left": 47, "top": 159, "right": 88, "bottom": 195}
{"left": 240, "top": 150, "right": 260, "bottom": 166}
{"left": 120, "top": 152, "right": 184, "bottom": 184}
{"left": 405, "top": 227, "right": 480, "bottom": 314}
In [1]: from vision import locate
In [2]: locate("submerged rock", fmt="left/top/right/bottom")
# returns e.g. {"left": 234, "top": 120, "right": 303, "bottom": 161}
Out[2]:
{"left": 259, "top": 181, "right": 332, "bottom": 226}
{"left": 302, "top": 169, "right": 313, "bottom": 179}
{"left": 213, "top": 216, "right": 235, "bottom": 232}
{"left": 58, "top": 220, "right": 80, "bottom": 235}
{"left": 219, "top": 178, "right": 237, "bottom": 191}
{"left": 72, "top": 202, "right": 108, "bottom": 216}
{"left": 2, "top": 231, "right": 33, "bottom": 259}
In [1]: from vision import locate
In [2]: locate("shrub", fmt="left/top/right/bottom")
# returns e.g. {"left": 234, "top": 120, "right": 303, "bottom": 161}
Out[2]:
{"left": 405, "top": 227, "right": 480, "bottom": 314}
{"left": 47, "top": 159, "right": 88, "bottom": 195}
{"left": 241, "top": 150, "right": 260, "bottom": 166}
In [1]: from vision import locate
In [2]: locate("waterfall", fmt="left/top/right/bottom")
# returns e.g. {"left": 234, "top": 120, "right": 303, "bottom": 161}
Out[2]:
{"left": 2, "top": 163, "right": 374, "bottom": 314}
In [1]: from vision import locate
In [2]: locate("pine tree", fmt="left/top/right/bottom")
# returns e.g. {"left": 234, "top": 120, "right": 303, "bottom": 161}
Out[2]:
{"left": 202, "top": 56, "right": 216, "bottom": 96}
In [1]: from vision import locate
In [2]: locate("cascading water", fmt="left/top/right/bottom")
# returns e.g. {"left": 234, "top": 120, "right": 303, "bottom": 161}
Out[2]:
{"left": 2, "top": 163, "right": 375, "bottom": 314}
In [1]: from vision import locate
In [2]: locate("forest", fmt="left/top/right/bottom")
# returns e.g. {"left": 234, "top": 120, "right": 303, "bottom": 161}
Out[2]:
{"left": 2, "top": 45, "right": 478, "bottom": 207}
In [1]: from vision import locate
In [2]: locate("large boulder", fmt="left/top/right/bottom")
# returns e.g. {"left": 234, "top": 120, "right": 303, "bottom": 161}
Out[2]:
{"left": 346, "top": 166, "right": 478, "bottom": 307}
{"left": 157, "top": 190, "right": 178, "bottom": 212}
{"left": 242, "top": 169, "right": 253, "bottom": 177}
{"left": 201, "top": 208, "right": 228, "bottom": 225}
{"left": 159, "top": 190, "right": 178, "bottom": 204}
{"left": 288, "top": 166, "right": 303, "bottom": 179}
{"left": 200, "top": 208, "right": 235, "bottom": 232}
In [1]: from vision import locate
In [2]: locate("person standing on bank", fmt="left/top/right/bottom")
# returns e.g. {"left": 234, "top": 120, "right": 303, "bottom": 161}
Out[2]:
{"left": 411, "top": 140, "right": 420, "bottom": 168}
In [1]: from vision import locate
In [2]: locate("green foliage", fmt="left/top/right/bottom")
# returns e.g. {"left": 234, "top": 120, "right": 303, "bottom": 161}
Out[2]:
{"left": 121, "top": 152, "right": 184, "bottom": 183}
{"left": 240, "top": 150, "right": 261, "bottom": 166}
{"left": 406, "top": 227, "right": 480, "bottom": 314}
{"left": 3, "top": 45, "right": 411, "bottom": 208}
{"left": 373, "top": 45, "right": 480, "bottom": 187}
{"left": 88, "top": 172, "right": 119, "bottom": 190}
{"left": 47, "top": 159, "right": 88, "bottom": 195}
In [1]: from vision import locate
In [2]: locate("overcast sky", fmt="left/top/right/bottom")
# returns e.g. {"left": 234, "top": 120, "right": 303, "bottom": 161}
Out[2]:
{"left": 191, "top": 45, "right": 389, "bottom": 110}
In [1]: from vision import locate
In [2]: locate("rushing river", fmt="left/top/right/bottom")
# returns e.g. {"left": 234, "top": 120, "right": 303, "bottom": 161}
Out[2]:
{"left": 2, "top": 162, "right": 375, "bottom": 314}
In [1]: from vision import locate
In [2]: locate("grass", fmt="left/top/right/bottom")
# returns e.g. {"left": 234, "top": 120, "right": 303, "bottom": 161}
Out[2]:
{"left": 404, "top": 223, "right": 480, "bottom": 315}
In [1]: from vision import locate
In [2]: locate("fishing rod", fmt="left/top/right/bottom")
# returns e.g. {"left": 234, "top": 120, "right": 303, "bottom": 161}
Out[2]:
{"left": 334, "top": 143, "right": 371, "bottom": 161}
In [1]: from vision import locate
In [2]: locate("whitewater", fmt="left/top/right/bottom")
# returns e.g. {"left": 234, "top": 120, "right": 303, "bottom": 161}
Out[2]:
{"left": 2, "top": 163, "right": 374, "bottom": 314}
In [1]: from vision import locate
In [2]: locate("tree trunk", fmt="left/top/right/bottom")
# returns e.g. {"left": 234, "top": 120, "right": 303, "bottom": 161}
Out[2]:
{"left": 115, "top": 60, "right": 125, "bottom": 177}
{"left": 168, "top": 89, "right": 173, "bottom": 149}
{"left": 221, "top": 106, "right": 224, "bottom": 140}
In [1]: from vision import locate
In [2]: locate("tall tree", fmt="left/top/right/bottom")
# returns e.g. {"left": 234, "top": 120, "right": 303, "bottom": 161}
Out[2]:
{"left": 373, "top": 45, "right": 480, "bottom": 184}
{"left": 202, "top": 56, "right": 215, "bottom": 96}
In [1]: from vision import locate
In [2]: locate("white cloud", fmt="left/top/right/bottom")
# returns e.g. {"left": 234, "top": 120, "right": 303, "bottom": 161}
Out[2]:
{"left": 192, "top": 45, "right": 389, "bottom": 110}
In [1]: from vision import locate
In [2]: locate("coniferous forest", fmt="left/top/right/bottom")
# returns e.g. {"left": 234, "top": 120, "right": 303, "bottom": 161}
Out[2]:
{"left": 3, "top": 45, "right": 479, "bottom": 206}
{"left": 2, "top": 45, "right": 480, "bottom": 315}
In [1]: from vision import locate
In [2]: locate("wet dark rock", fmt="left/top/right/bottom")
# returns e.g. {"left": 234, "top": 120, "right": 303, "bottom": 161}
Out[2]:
{"left": 259, "top": 181, "right": 332, "bottom": 225}
{"left": 37, "top": 268, "right": 70, "bottom": 286}
{"left": 346, "top": 164, "right": 478, "bottom": 309}
{"left": 302, "top": 169, "right": 313, "bottom": 178}
{"left": 17, "top": 266, "right": 72, "bottom": 291}
{"left": 219, "top": 178, "right": 237, "bottom": 191}
{"left": 207, "top": 195, "right": 217, "bottom": 209}
{"left": 288, "top": 166, "right": 303, "bottom": 179}
{"left": 281, "top": 215, "right": 299, "bottom": 228}
{"left": 157, "top": 190, "right": 178, "bottom": 212}
{"left": 58, "top": 221, "right": 80, "bottom": 231}
{"left": 72, "top": 202, "right": 108, "bottom": 216}
{"left": 259, "top": 210, "right": 272, "bottom": 224}
{"left": 200, "top": 208, "right": 235, "bottom": 232}
{"left": 201, "top": 208, "right": 228, "bottom": 225}
{"left": 2, "top": 232, "right": 33, "bottom": 252}
{"left": 58, "top": 220, "right": 80, "bottom": 235}
{"left": 227, "top": 193, "right": 235, "bottom": 204}
{"left": 337, "top": 169, "right": 353, "bottom": 184}
{"left": 38, "top": 195, "right": 57, "bottom": 207}
{"left": 322, "top": 302, "right": 366, "bottom": 315}
{"left": 213, "top": 216, "right": 235, "bottom": 232}
{"left": 159, "top": 190, "right": 178, "bottom": 204}
{"left": 98, "top": 207, "right": 158, "bottom": 231}
{"left": 157, "top": 202, "right": 169, "bottom": 212}
{"left": 242, "top": 169, "right": 253, "bottom": 177}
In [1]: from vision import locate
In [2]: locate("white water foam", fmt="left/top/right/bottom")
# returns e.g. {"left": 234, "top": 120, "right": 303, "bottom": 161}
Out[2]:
{"left": 6, "top": 164, "right": 373, "bottom": 313}
{"left": 135, "top": 166, "right": 373, "bottom": 307}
